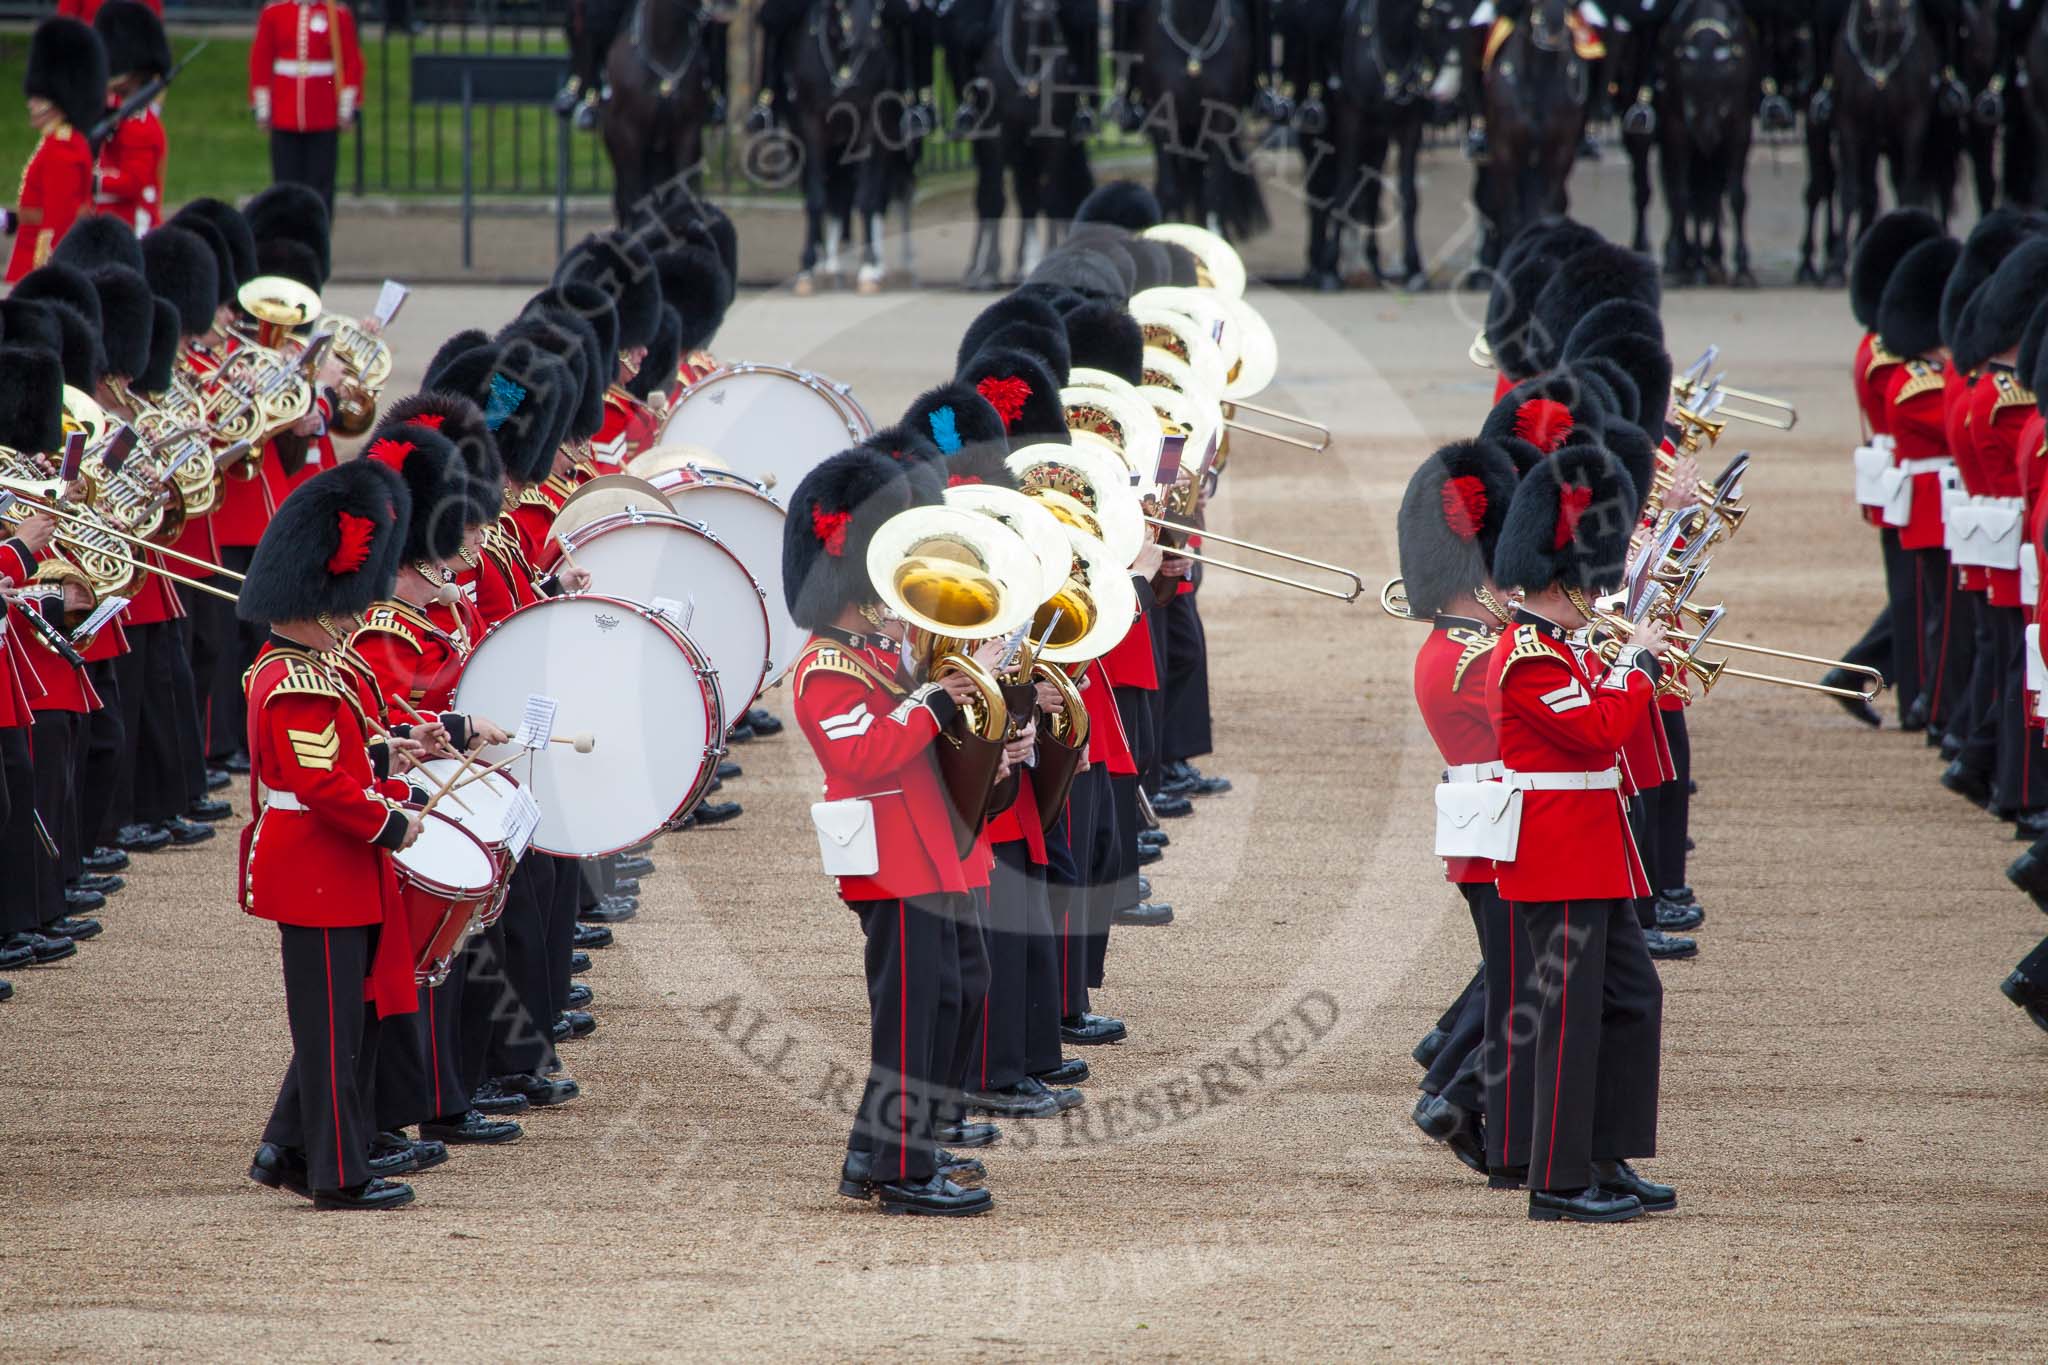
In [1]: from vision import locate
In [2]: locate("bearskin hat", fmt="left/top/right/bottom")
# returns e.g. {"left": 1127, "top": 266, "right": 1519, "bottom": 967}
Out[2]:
{"left": 1563, "top": 418, "right": 1657, "bottom": 521}
{"left": 24, "top": 18, "right": 106, "bottom": 134}
{"left": 377, "top": 390, "right": 504, "bottom": 526}
{"left": 860, "top": 424, "right": 950, "bottom": 495}
{"left": 1157, "top": 240, "right": 1202, "bottom": 288}
{"left": 1397, "top": 439, "right": 1521, "bottom": 619}
{"left": 1492, "top": 443, "right": 1639, "bottom": 595}
{"left": 1498, "top": 216, "right": 1607, "bottom": 283}
{"left": 167, "top": 211, "right": 238, "bottom": 308}
{"left": 1530, "top": 244, "right": 1661, "bottom": 363}
{"left": 94, "top": 0, "right": 171, "bottom": 80}
{"left": 782, "top": 445, "right": 939, "bottom": 629}
{"left": 429, "top": 339, "right": 573, "bottom": 486}
{"left": 978, "top": 320, "right": 1072, "bottom": 385}
{"left": 1063, "top": 300, "right": 1144, "bottom": 386}
{"left": 497, "top": 313, "right": 601, "bottom": 441}
{"left": 424, "top": 328, "right": 491, "bottom": 389}
{"left": 174, "top": 198, "right": 259, "bottom": 291}
{"left": 1059, "top": 227, "right": 1141, "bottom": 294}
{"left": 1955, "top": 237, "right": 2048, "bottom": 376}
{"left": 1563, "top": 363, "right": 1623, "bottom": 424}
{"left": 245, "top": 182, "right": 332, "bottom": 286}
{"left": 0, "top": 345, "right": 66, "bottom": 455}
{"left": 1122, "top": 238, "right": 1179, "bottom": 293}
{"left": 2019, "top": 298, "right": 2048, "bottom": 397}
{"left": 958, "top": 346, "right": 1070, "bottom": 445}
{"left": 44, "top": 301, "right": 106, "bottom": 392}
{"left": 1479, "top": 373, "right": 1609, "bottom": 462}
{"left": 1012, "top": 281, "right": 1088, "bottom": 318}
{"left": 903, "top": 382, "right": 1009, "bottom": 457}
{"left": 237, "top": 459, "right": 411, "bottom": 625}
{"left": 1879, "top": 236, "right": 1962, "bottom": 360}
{"left": 1028, "top": 244, "right": 1131, "bottom": 305}
{"left": 1850, "top": 208, "right": 1944, "bottom": 331}
{"left": 256, "top": 237, "right": 324, "bottom": 294}
{"left": 628, "top": 305, "right": 681, "bottom": 403}
{"left": 555, "top": 231, "right": 660, "bottom": 352}
{"left": 367, "top": 424, "right": 473, "bottom": 562}
{"left": 524, "top": 282, "right": 619, "bottom": 376}
{"left": 1564, "top": 323, "right": 1672, "bottom": 433}
{"left": 1484, "top": 244, "right": 1569, "bottom": 380}
{"left": 138, "top": 298, "right": 180, "bottom": 396}
{"left": 1570, "top": 357, "right": 1642, "bottom": 435}
{"left": 941, "top": 442, "right": 1021, "bottom": 490}
{"left": 1564, "top": 298, "right": 1665, "bottom": 356}
{"left": 957, "top": 293, "right": 1068, "bottom": 376}
{"left": 12, "top": 263, "right": 103, "bottom": 334}
{"left": 0, "top": 299, "right": 63, "bottom": 359}
{"left": 88, "top": 265, "right": 155, "bottom": 381}
{"left": 654, "top": 244, "right": 732, "bottom": 352}
{"left": 1073, "top": 180, "right": 1163, "bottom": 233}
{"left": 53, "top": 215, "right": 144, "bottom": 274}
{"left": 2031, "top": 313, "right": 2048, "bottom": 404}
{"left": 1941, "top": 209, "right": 2041, "bottom": 354}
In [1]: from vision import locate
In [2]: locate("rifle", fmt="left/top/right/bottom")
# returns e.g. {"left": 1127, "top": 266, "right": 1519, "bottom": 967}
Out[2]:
{"left": 87, "top": 41, "right": 209, "bottom": 154}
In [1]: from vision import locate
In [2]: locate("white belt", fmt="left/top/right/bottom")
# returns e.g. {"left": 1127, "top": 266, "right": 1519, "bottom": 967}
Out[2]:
{"left": 1506, "top": 768, "right": 1621, "bottom": 791}
{"left": 1442, "top": 761, "right": 1505, "bottom": 782}
{"left": 1900, "top": 458, "right": 1952, "bottom": 476}
{"left": 274, "top": 59, "right": 336, "bottom": 76}
{"left": 265, "top": 792, "right": 303, "bottom": 812}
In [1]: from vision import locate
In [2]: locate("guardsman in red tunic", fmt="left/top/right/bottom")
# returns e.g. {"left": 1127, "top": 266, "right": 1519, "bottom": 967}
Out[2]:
{"left": 1397, "top": 438, "right": 1522, "bottom": 1179}
{"left": 91, "top": 2, "right": 171, "bottom": 233}
{"left": 1877, "top": 236, "right": 1969, "bottom": 739}
{"left": 7, "top": 20, "right": 105, "bottom": 284}
{"left": 1487, "top": 445, "right": 1671, "bottom": 1225}
{"left": 60, "top": 0, "right": 163, "bottom": 20}
{"left": 555, "top": 232, "right": 664, "bottom": 474}
{"left": 650, "top": 239, "right": 734, "bottom": 409}
{"left": 237, "top": 458, "right": 426, "bottom": 1211}
{"left": 783, "top": 447, "right": 994, "bottom": 1217}
{"left": 352, "top": 423, "right": 527, "bottom": 1150}
{"left": 1845, "top": 210, "right": 1945, "bottom": 726}
{"left": 248, "top": 0, "right": 363, "bottom": 213}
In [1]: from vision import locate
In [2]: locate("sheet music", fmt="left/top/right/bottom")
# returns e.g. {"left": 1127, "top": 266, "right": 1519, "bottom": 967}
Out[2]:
{"left": 515, "top": 694, "right": 560, "bottom": 750}
{"left": 502, "top": 786, "right": 542, "bottom": 859}
{"left": 70, "top": 595, "right": 130, "bottom": 646}
{"left": 372, "top": 280, "right": 410, "bottom": 327}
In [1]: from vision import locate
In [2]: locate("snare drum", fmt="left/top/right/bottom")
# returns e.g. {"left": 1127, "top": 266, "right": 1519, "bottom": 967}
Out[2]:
{"left": 646, "top": 465, "right": 805, "bottom": 685}
{"left": 395, "top": 810, "right": 502, "bottom": 987}
{"left": 656, "top": 363, "right": 873, "bottom": 498}
{"left": 453, "top": 595, "right": 724, "bottom": 858}
{"left": 410, "top": 758, "right": 536, "bottom": 926}
{"left": 557, "top": 512, "right": 772, "bottom": 719}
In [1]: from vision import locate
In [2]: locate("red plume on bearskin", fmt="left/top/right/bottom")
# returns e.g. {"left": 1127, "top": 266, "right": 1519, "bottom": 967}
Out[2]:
{"left": 1493, "top": 444, "right": 1637, "bottom": 594}
{"left": 1440, "top": 475, "right": 1488, "bottom": 540}
{"left": 782, "top": 446, "right": 942, "bottom": 630}
{"left": 977, "top": 375, "right": 1031, "bottom": 428}
{"left": 237, "top": 460, "right": 410, "bottom": 624}
{"left": 1552, "top": 482, "right": 1593, "bottom": 550}
{"left": 1514, "top": 398, "right": 1575, "bottom": 453}
{"left": 1396, "top": 440, "right": 1521, "bottom": 619}
{"left": 811, "top": 505, "right": 851, "bottom": 558}
{"left": 328, "top": 512, "right": 377, "bottom": 575}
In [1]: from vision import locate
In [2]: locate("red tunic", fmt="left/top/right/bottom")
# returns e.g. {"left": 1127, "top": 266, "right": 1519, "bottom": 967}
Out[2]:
{"left": 1078, "top": 658, "right": 1136, "bottom": 777}
{"left": 1888, "top": 358, "right": 1952, "bottom": 552}
{"left": 1486, "top": 616, "right": 1654, "bottom": 903}
{"left": 1966, "top": 367, "right": 2034, "bottom": 608}
{"left": 249, "top": 0, "right": 364, "bottom": 133}
{"left": 93, "top": 104, "right": 167, "bottom": 233}
{"left": 0, "top": 543, "right": 100, "bottom": 714}
{"left": 8, "top": 124, "right": 94, "bottom": 283}
{"left": 59, "top": 0, "right": 163, "bottom": 18}
{"left": 591, "top": 390, "right": 650, "bottom": 474}
{"left": 790, "top": 633, "right": 970, "bottom": 903}
{"left": 1854, "top": 333, "right": 1904, "bottom": 528}
{"left": 350, "top": 599, "right": 467, "bottom": 715}
{"left": 1413, "top": 617, "right": 1500, "bottom": 885}
{"left": 241, "top": 642, "right": 417, "bottom": 1018}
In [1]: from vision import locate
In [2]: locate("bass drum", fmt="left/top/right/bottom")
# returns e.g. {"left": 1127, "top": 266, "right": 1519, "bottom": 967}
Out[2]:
{"left": 646, "top": 465, "right": 804, "bottom": 686}
{"left": 655, "top": 363, "right": 873, "bottom": 498}
{"left": 557, "top": 511, "right": 771, "bottom": 720}
{"left": 454, "top": 595, "right": 723, "bottom": 858}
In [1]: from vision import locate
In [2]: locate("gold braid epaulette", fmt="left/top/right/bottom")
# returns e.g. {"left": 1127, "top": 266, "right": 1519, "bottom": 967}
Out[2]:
{"left": 794, "top": 641, "right": 903, "bottom": 698}
{"left": 1993, "top": 371, "right": 2037, "bottom": 416}
{"left": 517, "top": 485, "right": 556, "bottom": 512}
{"left": 1896, "top": 359, "right": 1945, "bottom": 404}
{"left": 1866, "top": 337, "right": 1899, "bottom": 377}
{"left": 353, "top": 603, "right": 426, "bottom": 650}
{"left": 1446, "top": 627, "right": 1496, "bottom": 693}
{"left": 1495, "top": 625, "right": 1558, "bottom": 680}
{"left": 255, "top": 654, "right": 342, "bottom": 705}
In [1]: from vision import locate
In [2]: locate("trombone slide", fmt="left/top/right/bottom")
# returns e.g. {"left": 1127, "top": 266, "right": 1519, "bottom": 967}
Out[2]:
{"left": 1146, "top": 516, "right": 1365, "bottom": 602}
{"left": 1224, "top": 399, "right": 1332, "bottom": 452}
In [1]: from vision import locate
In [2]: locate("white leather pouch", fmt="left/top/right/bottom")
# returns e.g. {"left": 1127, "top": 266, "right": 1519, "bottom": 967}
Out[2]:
{"left": 1434, "top": 780, "right": 1521, "bottom": 862}
{"left": 810, "top": 799, "right": 879, "bottom": 877}
{"left": 1853, "top": 445, "right": 1891, "bottom": 507}
{"left": 2027, "top": 625, "right": 2047, "bottom": 713}
{"left": 1950, "top": 499, "right": 2024, "bottom": 571}
{"left": 1878, "top": 467, "right": 1914, "bottom": 527}
{"left": 2024, "top": 542, "right": 2040, "bottom": 604}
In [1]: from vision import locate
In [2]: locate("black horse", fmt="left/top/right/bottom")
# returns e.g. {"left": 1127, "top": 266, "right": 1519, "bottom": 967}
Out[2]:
{"left": 952, "top": 0, "right": 1097, "bottom": 288}
{"left": 786, "top": 0, "right": 908, "bottom": 292}
{"left": 1130, "top": 0, "right": 1271, "bottom": 240}
{"left": 600, "top": 0, "right": 720, "bottom": 223}
{"left": 1925, "top": 0, "right": 2000, "bottom": 220}
{"left": 2015, "top": 1, "right": 2048, "bottom": 205}
{"left": 1625, "top": 0, "right": 1761, "bottom": 285}
{"left": 1797, "top": 87, "right": 1842, "bottom": 283}
{"left": 1307, "top": 0, "right": 1454, "bottom": 290}
{"left": 1828, "top": 0, "right": 1939, "bottom": 274}
{"left": 1474, "top": 0, "right": 1590, "bottom": 268}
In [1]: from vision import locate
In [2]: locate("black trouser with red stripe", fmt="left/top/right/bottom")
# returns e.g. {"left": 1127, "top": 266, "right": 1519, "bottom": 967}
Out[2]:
{"left": 846, "top": 892, "right": 963, "bottom": 1186}
{"left": 486, "top": 853, "right": 562, "bottom": 1078}
{"left": 1916, "top": 550, "right": 1972, "bottom": 732}
{"left": 1423, "top": 883, "right": 1492, "bottom": 1113}
{"left": 113, "top": 623, "right": 184, "bottom": 829}
{"left": 375, "top": 972, "right": 469, "bottom": 1132}
{"left": 934, "top": 885, "right": 991, "bottom": 1125}
{"left": 1990, "top": 604, "right": 2048, "bottom": 814}
{"left": 30, "top": 710, "right": 77, "bottom": 928}
{"left": 1056, "top": 764, "right": 1118, "bottom": 1015}
{"left": 0, "top": 726, "right": 35, "bottom": 935}
{"left": 262, "top": 922, "right": 384, "bottom": 1193}
{"left": 1501, "top": 897, "right": 1662, "bottom": 1193}
{"left": 977, "top": 839, "right": 1057, "bottom": 1091}
{"left": 1162, "top": 585, "right": 1214, "bottom": 764}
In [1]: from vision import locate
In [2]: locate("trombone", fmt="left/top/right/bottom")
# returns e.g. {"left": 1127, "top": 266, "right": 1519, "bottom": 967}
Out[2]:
{"left": 1222, "top": 400, "right": 1332, "bottom": 452}
{"left": 0, "top": 482, "right": 245, "bottom": 603}
{"left": 1670, "top": 348, "right": 1798, "bottom": 430}
{"left": 1666, "top": 598, "right": 1884, "bottom": 702}
{"left": 1380, "top": 577, "right": 1419, "bottom": 621}
{"left": 1144, "top": 513, "right": 1364, "bottom": 602}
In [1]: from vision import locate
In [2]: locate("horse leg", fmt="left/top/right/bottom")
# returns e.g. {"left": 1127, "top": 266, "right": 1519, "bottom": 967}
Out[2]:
{"left": 1731, "top": 138, "right": 1756, "bottom": 288}
{"left": 965, "top": 132, "right": 1006, "bottom": 290}
{"left": 1627, "top": 128, "right": 1655, "bottom": 256}
{"left": 895, "top": 189, "right": 917, "bottom": 285}
{"left": 1360, "top": 128, "right": 1391, "bottom": 287}
{"left": 795, "top": 118, "right": 827, "bottom": 295}
{"left": 1398, "top": 117, "right": 1427, "bottom": 290}
{"left": 1012, "top": 135, "right": 1046, "bottom": 283}
{"left": 855, "top": 147, "right": 887, "bottom": 295}
{"left": 1658, "top": 136, "right": 1691, "bottom": 283}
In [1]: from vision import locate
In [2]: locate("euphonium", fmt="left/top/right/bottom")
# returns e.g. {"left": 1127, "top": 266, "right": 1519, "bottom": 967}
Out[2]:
{"left": 230, "top": 276, "right": 325, "bottom": 438}
{"left": 319, "top": 310, "right": 394, "bottom": 438}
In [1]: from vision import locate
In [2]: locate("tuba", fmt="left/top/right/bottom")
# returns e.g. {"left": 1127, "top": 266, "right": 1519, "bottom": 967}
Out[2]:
{"left": 867, "top": 504, "right": 1041, "bottom": 852}
{"left": 319, "top": 310, "right": 395, "bottom": 437}
{"left": 225, "top": 276, "right": 325, "bottom": 442}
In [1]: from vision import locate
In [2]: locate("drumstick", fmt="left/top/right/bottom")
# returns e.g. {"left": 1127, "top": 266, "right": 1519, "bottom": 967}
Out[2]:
{"left": 550, "top": 732, "right": 596, "bottom": 752}
{"left": 416, "top": 758, "right": 474, "bottom": 820}
{"left": 449, "top": 750, "right": 526, "bottom": 794}
{"left": 383, "top": 694, "right": 476, "bottom": 813}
